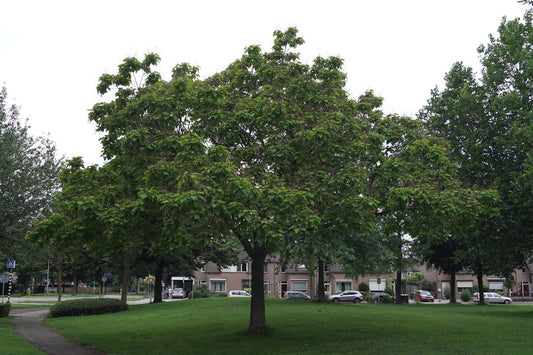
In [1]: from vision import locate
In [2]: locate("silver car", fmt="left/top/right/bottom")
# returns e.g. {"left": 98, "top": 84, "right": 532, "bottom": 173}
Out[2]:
{"left": 171, "top": 288, "right": 185, "bottom": 299}
{"left": 473, "top": 292, "right": 512, "bottom": 304}
{"left": 329, "top": 290, "right": 364, "bottom": 303}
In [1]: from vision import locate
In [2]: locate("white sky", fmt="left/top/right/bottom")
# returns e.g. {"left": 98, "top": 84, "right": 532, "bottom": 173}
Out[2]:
{"left": 0, "top": 0, "right": 529, "bottom": 166}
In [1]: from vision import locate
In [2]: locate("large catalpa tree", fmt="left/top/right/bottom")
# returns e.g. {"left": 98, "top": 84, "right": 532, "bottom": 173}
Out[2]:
{"left": 147, "top": 28, "right": 384, "bottom": 332}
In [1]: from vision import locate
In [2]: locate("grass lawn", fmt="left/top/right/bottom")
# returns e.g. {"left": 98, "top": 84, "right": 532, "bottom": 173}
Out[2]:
{"left": 45, "top": 298, "right": 533, "bottom": 354}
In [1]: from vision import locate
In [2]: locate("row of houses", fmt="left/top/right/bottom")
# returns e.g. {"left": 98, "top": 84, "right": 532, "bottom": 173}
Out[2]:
{"left": 191, "top": 255, "right": 533, "bottom": 299}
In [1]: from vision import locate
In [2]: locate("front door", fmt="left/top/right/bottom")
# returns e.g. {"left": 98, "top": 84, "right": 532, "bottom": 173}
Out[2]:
{"left": 523, "top": 282, "right": 530, "bottom": 297}
{"left": 280, "top": 281, "right": 287, "bottom": 298}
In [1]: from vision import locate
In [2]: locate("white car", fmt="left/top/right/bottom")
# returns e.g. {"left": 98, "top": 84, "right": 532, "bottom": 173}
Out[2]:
{"left": 473, "top": 292, "right": 512, "bottom": 304}
{"left": 228, "top": 290, "right": 251, "bottom": 297}
{"left": 329, "top": 290, "right": 364, "bottom": 303}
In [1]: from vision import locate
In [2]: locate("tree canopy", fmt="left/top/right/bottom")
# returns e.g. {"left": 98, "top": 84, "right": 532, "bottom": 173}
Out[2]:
{"left": 0, "top": 86, "right": 62, "bottom": 287}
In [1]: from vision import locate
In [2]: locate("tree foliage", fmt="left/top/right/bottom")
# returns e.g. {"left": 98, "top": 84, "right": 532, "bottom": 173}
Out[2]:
{"left": 0, "top": 86, "right": 62, "bottom": 286}
{"left": 421, "top": 10, "right": 533, "bottom": 302}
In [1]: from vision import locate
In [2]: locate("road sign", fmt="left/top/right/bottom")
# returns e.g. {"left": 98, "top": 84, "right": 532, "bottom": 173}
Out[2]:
{"left": 0, "top": 275, "right": 9, "bottom": 283}
{"left": 104, "top": 273, "right": 113, "bottom": 277}
{"left": 101, "top": 276, "right": 108, "bottom": 282}
{"left": 6, "top": 260, "right": 15, "bottom": 269}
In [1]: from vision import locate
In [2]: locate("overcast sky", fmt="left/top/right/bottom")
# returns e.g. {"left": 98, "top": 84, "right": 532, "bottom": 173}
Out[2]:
{"left": 1, "top": 0, "right": 529, "bottom": 166}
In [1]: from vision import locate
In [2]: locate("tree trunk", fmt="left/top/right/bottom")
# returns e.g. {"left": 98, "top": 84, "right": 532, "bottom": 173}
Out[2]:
{"left": 450, "top": 272, "right": 457, "bottom": 304}
{"left": 73, "top": 275, "right": 78, "bottom": 295}
{"left": 153, "top": 265, "right": 163, "bottom": 303}
{"left": 121, "top": 259, "right": 129, "bottom": 303}
{"left": 395, "top": 270, "right": 403, "bottom": 304}
{"left": 317, "top": 258, "right": 327, "bottom": 302}
{"left": 476, "top": 266, "right": 485, "bottom": 304}
{"left": 249, "top": 256, "right": 266, "bottom": 335}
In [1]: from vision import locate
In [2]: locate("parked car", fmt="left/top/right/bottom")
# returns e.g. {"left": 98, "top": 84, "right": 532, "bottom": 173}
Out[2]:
{"left": 329, "top": 290, "right": 364, "bottom": 303}
{"left": 414, "top": 290, "right": 435, "bottom": 302}
{"left": 473, "top": 292, "right": 512, "bottom": 304}
{"left": 284, "top": 291, "right": 311, "bottom": 300}
{"left": 228, "top": 290, "right": 251, "bottom": 297}
{"left": 372, "top": 292, "right": 393, "bottom": 303}
{"left": 171, "top": 288, "right": 185, "bottom": 299}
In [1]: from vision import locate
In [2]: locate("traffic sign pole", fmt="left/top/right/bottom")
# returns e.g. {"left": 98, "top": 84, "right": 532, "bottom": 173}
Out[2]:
{"left": 6, "top": 261, "right": 15, "bottom": 304}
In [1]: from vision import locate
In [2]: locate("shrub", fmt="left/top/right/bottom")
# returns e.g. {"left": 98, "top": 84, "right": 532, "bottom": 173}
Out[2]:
{"left": 362, "top": 292, "right": 373, "bottom": 303}
{"left": 460, "top": 289, "right": 473, "bottom": 302}
{"left": 384, "top": 287, "right": 394, "bottom": 296}
{"left": 358, "top": 282, "right": 369, "bottom": 292}
{"left": 190, "top": 284, "right": 209, "bottom": 299}
{"left": 0, "top": 303, "right": 11, "bottom": 317}
{"left": 49, "top": 298, "right": 127, "bottom": 318}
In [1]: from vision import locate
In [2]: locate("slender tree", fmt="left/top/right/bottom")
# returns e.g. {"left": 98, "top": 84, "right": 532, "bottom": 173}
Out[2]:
{"left": 0, "top": 86, "right": 62, "bottom": 290}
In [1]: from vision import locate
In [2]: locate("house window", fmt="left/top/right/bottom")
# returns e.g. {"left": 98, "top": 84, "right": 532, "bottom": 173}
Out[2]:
{"left": 291, "top": 280, "right": 308, "bottom": 292}
{"left": 264, "top": 262, "right": 268, "bottom": 273}
{"left": 264, "top": 281, "right": 270, "bottom": 295}
{"left": 336, "top": 281, "right": 352, "bottom": 292}
{"left": 296, "top": 264, "right": 307, "bottom": 270}
{"left": 242, "top": 279, "right": 251, "bottom": 289}
{"left": 237, "top": 262, "right": 248, "bottom": 272}
{"left": 488, "top": 280, "right": 504, "bottom": 291}
{"left": 210, "top": 280, "right": 226, "bottom": 292}
{"left": 457, "top": 280, "right": 473, "bottom": 294}
{"left": 369, "top": 279, "right": 385, "bottom": 292}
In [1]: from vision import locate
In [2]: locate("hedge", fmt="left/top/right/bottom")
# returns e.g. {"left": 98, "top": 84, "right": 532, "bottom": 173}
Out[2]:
{"left": 0, "top": 303, "right": 11, "bottom": 317}
{"left": 49, "top": 298, "right": 127, "bottom": 318}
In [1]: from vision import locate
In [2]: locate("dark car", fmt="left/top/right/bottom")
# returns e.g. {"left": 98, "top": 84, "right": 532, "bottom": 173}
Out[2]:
{"left": 372, "top": 292, "right": 393, "bottom": 303}
{"left": 329, "top": 290, "right": 364, "bottom": 303}
{"left": 414, "top": 290, "right": 435, "bottom": 302}
{"left": 284, "top": 291, "right": 311, "bottom": 300}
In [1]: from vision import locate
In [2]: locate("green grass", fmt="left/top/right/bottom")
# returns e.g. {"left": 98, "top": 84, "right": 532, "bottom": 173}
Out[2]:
{"left": 0, "top": 318, "right": 44, "bottom": 354}
{"left": 44, "top": 298, "right": 533, "bottom": 354}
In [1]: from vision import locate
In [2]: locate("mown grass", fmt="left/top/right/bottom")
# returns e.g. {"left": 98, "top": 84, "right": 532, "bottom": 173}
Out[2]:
{"left": 45, "top": 298, "right": 533, "bottom": 354}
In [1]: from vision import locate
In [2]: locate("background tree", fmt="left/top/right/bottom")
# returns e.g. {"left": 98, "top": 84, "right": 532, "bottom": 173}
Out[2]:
{"left": 0, "top": 86, "right": 62, "bottom": 291}
{"left": 421, "top": 10, "right": 533, "bottom": 302}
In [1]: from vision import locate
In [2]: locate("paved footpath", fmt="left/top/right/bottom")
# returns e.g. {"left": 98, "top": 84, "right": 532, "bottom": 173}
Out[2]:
{"left": 11, "top": 308, "right": 105, "bottom": 355}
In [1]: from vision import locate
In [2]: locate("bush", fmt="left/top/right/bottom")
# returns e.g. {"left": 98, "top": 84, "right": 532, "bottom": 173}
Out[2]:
{"left": 384, "top": 287, "right": 394, "bottom": 296}
{"left": 0, "top": 303, "right": 11, "bottom": 317}
{"left": 358, "top": 282, "right": 369, "bottom": 292}
{"left": 189, "top": 284, "right": 209, "bottom": 299}
{"left": 361, "top": 292, "right": 372, "bottom": 303}
{"left": 460, "top": 289, "right": 473, "bottom": 302}
{"left": 49, "top": 298, "right": 127, "bottom": 318}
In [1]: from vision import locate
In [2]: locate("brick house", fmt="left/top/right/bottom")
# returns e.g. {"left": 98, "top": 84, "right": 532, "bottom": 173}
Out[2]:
{"left": 193, "top": 254, "right": 394, "bottom": 297}
{"left": 193, "top": 254, "right": 533, "bottom": 300}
